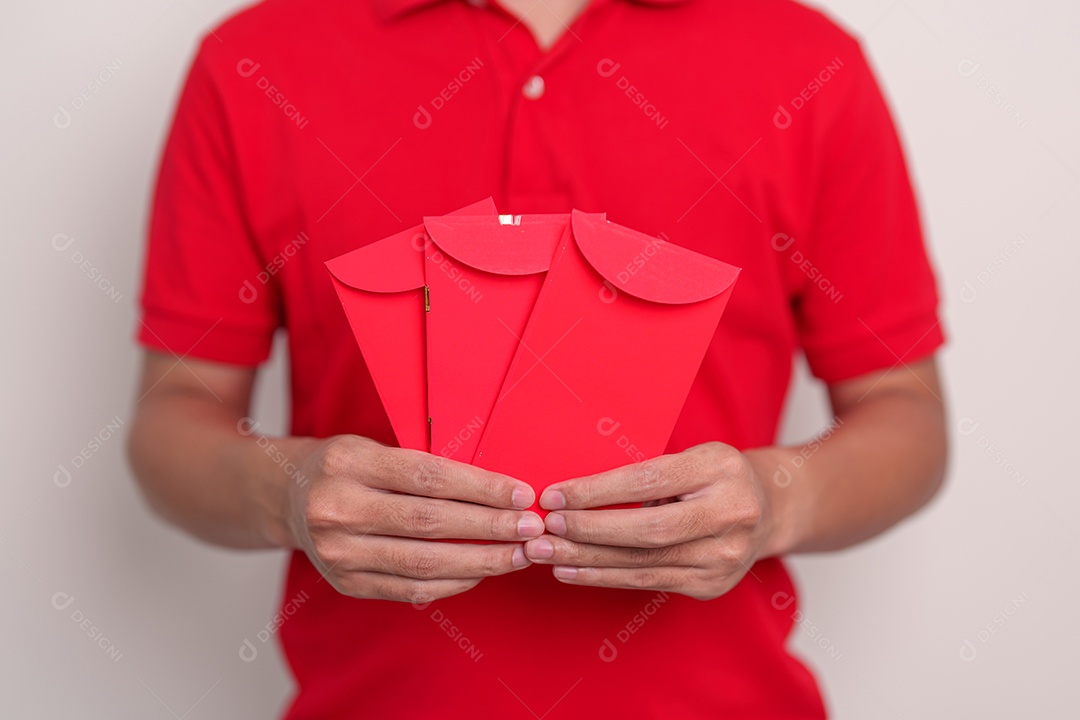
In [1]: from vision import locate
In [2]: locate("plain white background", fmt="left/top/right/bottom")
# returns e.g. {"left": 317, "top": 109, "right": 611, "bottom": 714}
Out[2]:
{"left": 2, "top": 0, "right": 1077, "bottom": 717}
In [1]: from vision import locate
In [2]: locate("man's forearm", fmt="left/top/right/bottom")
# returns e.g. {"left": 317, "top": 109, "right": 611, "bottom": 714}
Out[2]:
{"left": 751, "top": 373, "right": 948, "bottom": 557}
{"left": 128, "top": 390, "right": 316, "bottom": 550}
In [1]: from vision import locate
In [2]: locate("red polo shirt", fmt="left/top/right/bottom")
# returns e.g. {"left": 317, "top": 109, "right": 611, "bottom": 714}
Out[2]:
{"left": 137, "top": 0, "right": 944, "bottom": 717}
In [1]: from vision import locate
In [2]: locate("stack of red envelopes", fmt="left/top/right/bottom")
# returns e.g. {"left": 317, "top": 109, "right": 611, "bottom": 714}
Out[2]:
{"left": 326, "top": 199, "right": 740, "bottom": 514}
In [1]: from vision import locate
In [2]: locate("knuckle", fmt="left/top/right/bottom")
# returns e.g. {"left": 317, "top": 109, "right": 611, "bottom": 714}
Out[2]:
{"left": 716, "top": 449, "right": 750, "bottom": 480}
{"left": 396, "top": 579, "right": 465, "bottom": 606}
{"left": 406, "top": 503, "right": 446, "bottom": 536}
{"left": 710, "top": 540, "right": 747, "bottom": 571}
{"left": 404, "top": 549, "right": 442, "bottom": 579}
{"left": 397, "top": 581, "right": 431, "bottom": 605}
{"left": 318, "top": 435, "right": 361, "bottom": 478}
{"left": 412, "top": 455, "right": 451, "bottom": 497}
{"left": 740, "top": 495, "right": 764, "bottom": 527}
{"left": 629, "top": 569, "right": 663, "bottom": 589}
{"left": 310, "top": 535, "right": 347, "bottom": 568}
{"left": 370, "top": 444, "right": 407, "bottom": 480}
{"left": 488, "top": 510, "right": 507, "bottom": 541}
{"left": 683, "top": 507, "right": 712, "bottom": 536}
{"left": 476, "top": 548, "right": 504, "bottom": 576}
{"left": 563, "top": 515, "right": 591, "bottom": 543}
{"left": 304, "top": 485, "right": 345, "bottom": 530}
{"left": 643, "top": 515, "right": 679, "bottom": 547}
{"left": 636, "top": 462, "right": 666, "bottom": 497}
{"left": 627, "top": 545, "right": 660, "bottom": 566}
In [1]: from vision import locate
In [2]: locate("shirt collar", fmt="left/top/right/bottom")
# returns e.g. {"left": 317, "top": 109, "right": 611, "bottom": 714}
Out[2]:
{"left": 375, "top": 0, "right": 691, "bottom": 23}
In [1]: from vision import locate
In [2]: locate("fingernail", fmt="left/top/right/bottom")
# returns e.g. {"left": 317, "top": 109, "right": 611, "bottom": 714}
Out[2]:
{"left": 553, "top": 566, "right": 577, "bottom": 581}
{"left": 512, "top": 546, "right": 530, "bottom": 568}
{"left": 545, "top": 513, "right": 567, "bottom": 536}
{"left": 526, "top": 538, "right": 554, "bottom": 560}
{"left": 517, "top": 513, "right": 544, "bottom": 538}
{"left": 540, "top": 489, "right": 566, "bottom": 510}
{"left": 512, "top": 486, "right": 535, "bottom": 510}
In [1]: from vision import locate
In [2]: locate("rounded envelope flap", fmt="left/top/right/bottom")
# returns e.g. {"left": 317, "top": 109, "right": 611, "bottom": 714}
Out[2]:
{"left": 423, "top": 214, "right": 573, "bottom": 276}
{"left": 325, "top": 226, "right": 427, "bottom": 293}
{"left": 571, "top": 210, "right": 740, "bottom": 305}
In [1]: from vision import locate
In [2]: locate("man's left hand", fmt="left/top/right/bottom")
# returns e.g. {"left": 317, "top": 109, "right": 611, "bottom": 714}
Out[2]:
{"left": 523, "top": 442, "right": 778, "bottom": 600}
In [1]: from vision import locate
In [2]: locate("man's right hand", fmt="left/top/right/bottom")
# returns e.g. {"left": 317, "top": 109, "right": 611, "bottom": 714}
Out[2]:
{"left": 287, "top": 435, "right": 543, "bottom": 604}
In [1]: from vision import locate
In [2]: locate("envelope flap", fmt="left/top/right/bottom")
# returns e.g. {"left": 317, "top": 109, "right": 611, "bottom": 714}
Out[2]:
{"left": 325, "top": 226, "right": 426, "bottom": 292}
{"left": 571, "top": 210, "right": 741, "bottom": 304}
{"left": 424, "top": 214, "right": 574, "bottom": 276}
{"left": 324, "top": 198, "right": 497, "bottom": 292}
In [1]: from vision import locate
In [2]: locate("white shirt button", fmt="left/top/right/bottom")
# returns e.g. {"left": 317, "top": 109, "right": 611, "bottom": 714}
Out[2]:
{"left": 522, "top": 75, "right": 545, "bottom": 100}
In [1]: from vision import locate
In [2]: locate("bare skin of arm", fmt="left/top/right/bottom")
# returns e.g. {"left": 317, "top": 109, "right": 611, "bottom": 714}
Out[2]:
{"left": 130, "top": 346, "right": 945, "bottom": 603}
{"left": 127, "top": 351, "right": 545, "bottom": 604}
{"left": 522, "top": 358, "right": 948, "bottom": 598}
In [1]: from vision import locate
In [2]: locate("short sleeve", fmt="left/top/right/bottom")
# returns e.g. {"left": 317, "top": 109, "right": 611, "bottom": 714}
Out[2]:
{"left": 136, "top": 38, "right": 281, "bottom": 365}
{"left": 794, "top": 42, "right": 944, "bottom": 384}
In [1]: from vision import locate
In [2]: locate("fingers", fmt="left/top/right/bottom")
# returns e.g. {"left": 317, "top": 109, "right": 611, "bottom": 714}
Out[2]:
{"left": 366, "top": 446, "right": 535, "bottom": 510}
{"left": 539, "top": 454, "right": 707, "bottom": 511}
{"left": 543, "top": 502, "right": 710, "bottom": 548}
{"left": 364, "top": 493, "right": 544, "bottom": 541}
{"left": 331, "top": 571, "right": 483, "bottom": 604}
{"left": 335, "top": 535, "right": 531, "bottom": 579}
{"left": 547, "top": 564, "right": 739, "bottom": 600}
{"left": 547, "top": 566, "right": 691, "bottom": 594}
{"left": 524, "top": 534, "right": 709, "bottom": 568}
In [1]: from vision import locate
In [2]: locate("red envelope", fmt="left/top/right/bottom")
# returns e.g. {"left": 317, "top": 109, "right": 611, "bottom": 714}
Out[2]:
{"left": 421, "top": 213, "right": 603, "bottom": 463}
{"left": 324, "top": 198, "right": 496, "bottom": 451}
{"left": 472, "top": 210, "right": 740, "bottom": 513}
